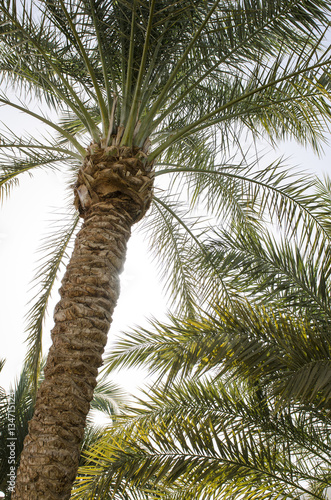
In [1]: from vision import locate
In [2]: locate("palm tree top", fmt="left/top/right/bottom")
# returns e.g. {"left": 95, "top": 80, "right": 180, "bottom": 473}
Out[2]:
{"left": 1, "top": 0, "right": 331, "bottom": 159}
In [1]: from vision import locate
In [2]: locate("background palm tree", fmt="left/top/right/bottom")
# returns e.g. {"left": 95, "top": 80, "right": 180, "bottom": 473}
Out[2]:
{"left": 75, "top": 176, "right": 331, "bottom": 499}
{"left": 0, "top": 367, "right": 34, "bottom": 500}
{"left": 1, "top": 0, "right": 331, "bottom": 497}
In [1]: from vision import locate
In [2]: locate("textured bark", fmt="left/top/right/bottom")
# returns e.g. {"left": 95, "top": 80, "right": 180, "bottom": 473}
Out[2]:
{"left": 13, "top": 145, "right": 153, "bottom": 499}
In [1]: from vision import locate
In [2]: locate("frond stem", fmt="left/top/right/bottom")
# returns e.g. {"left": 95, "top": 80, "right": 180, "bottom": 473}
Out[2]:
{"left": 137, "top": 0, "right": 221, "bottom": 137}
{"left": 0, "top": 97, "right": 86, "bottom": 156}
{"left": 58, "top": 0, "right": 109, "bottom": 137}
{"left": 121, "top": 0, "right": 156, "bottom": 145}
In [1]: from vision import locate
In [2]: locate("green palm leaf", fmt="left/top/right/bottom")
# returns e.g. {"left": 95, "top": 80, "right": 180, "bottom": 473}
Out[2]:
{"left": 0, "top": 132, "right": 79, "bottom": 200}
{"left": 72, "top": 378, "right": 331, "bottom": 499}
{"left": 24, "top": 209, "right": 80, "bottom": 389}
{"left": 0, "top": 368, "right": 34, "bottom": 494}
{"left": 105, "top": 297, "right": 331, "bottom": 410}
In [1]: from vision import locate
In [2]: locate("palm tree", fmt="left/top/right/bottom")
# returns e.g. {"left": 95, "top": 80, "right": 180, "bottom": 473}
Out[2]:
{"left": 76, "top": 177, "right": 331, "bottom": 499}
{"left": 1, "top": 0, "right": 331, "bottom": 497}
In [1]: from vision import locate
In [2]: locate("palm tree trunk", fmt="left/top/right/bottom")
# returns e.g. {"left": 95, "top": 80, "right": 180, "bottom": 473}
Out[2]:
{"left": 12, "top": 145, "right": 153, "bottom": 500}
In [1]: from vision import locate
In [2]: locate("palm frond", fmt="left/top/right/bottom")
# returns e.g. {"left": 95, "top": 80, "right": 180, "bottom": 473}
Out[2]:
{"left": 73, "top": 377, "right": 331, "bottom": 499}
{"left": 89, "top": 373, "right": 128, "bottom": 419}
{"left": 24, "top": 209, "right": 80, "bottom": 389}
{"left": 143, "top": 195, "right": 206, "bottom": 316}
{"left": 0, "top": 92, "right": 86, "bottom": 154}
{"left": 105, "top": 296, "right": 331, "bottom": 411}
{"left": 203, "top": 220, "right": 331, "bottom": 318}
{"left": 2, "top": 0, "right": 331, "bottom": 152}
{"left": 0, "top": 368, "right": 34, "bottom": 492}
{"left": 150, "top": 47, "right": 331, "bottom": 159}
{"left": 103, "top": 314, "right": 204, "bottom": 386}
{"left": 140, "top": 0, "right": 331, "bottom": 145}
{"left": 0, "top": 130, "right": 79, "bottom": 200}
{"left": 0, "top": 0, "right": 102, "bottom": 141}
